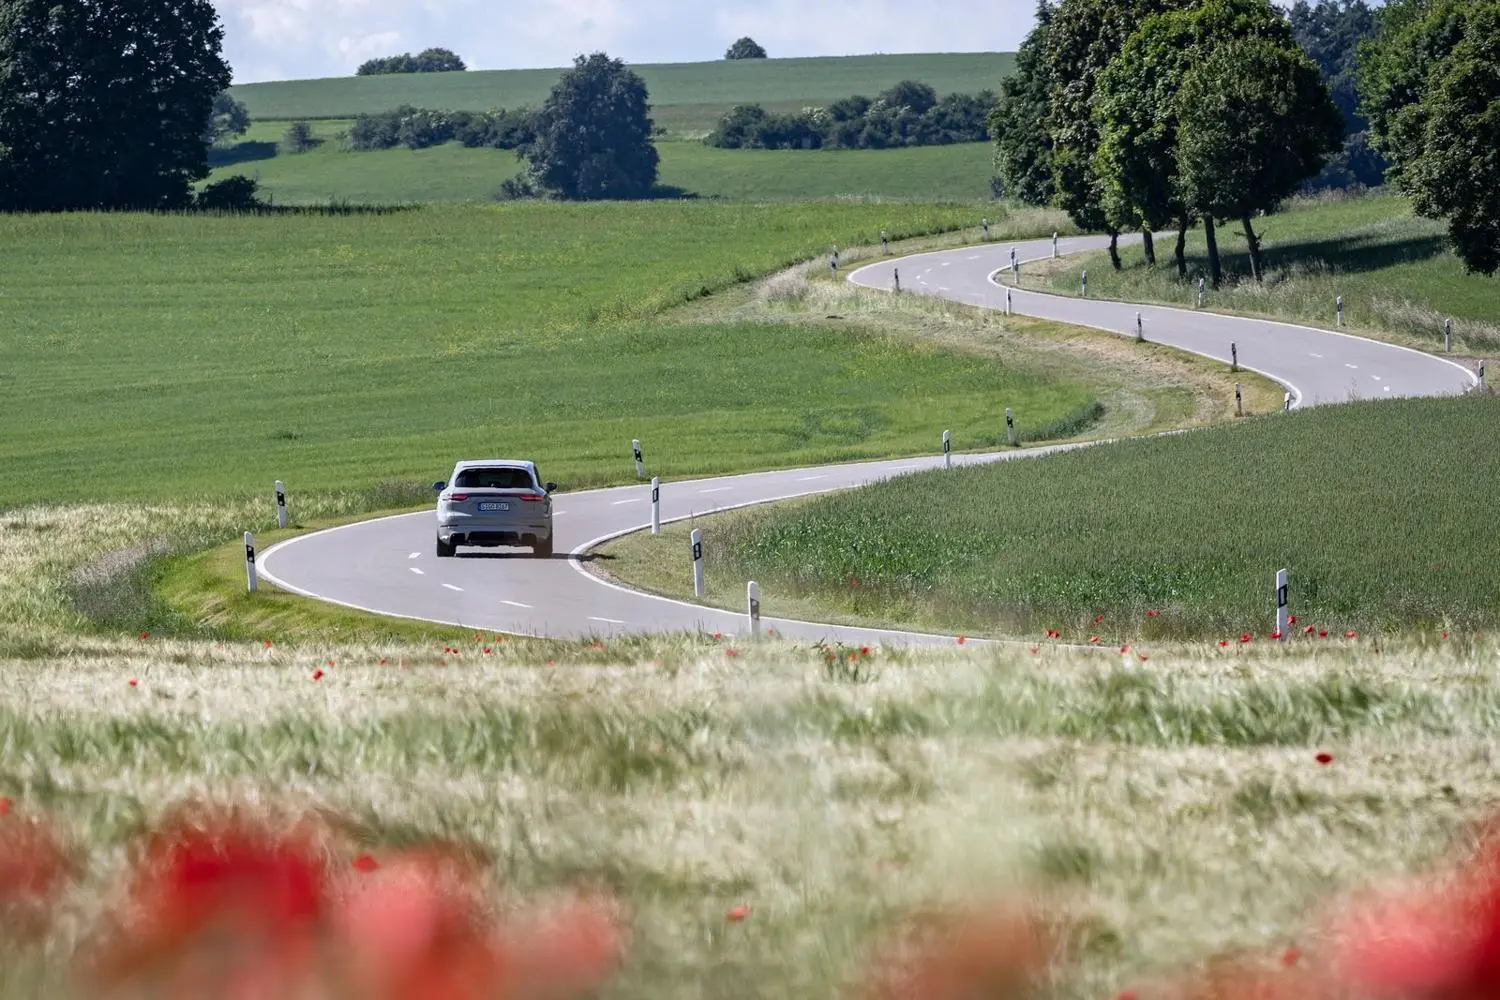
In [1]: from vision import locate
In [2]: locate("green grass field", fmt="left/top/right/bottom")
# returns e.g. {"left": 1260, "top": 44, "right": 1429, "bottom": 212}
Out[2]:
{"left": 600, "top": 394, "right": 1500, "bottom": 640}
{"left": 209, "top": 120, "right": 999, "bottom": 204}
{"left": 228, "top": 53, "right": 1017, "bottom": 136}
{"left": 1036, "top": 192, "right": 1500, "bottom": 357}
{"left": 0, "top": 203, "right": 1093, "bottom": 512}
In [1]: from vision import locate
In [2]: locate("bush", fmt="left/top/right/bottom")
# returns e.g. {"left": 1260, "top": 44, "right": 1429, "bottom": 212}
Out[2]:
{"left": 725, "top": 36, "right": 768, "bottom": 59}
{"left": 705, "top": 86, "right": 996, "bottom": 151}
{"left": 195, "top": 176, "right": 264, "bottom": 212}
{"left": 349, "top": 106, "right": 534, "bottom": 152}
{"left": 282, "top": 120, "right": 317, "bottom": 153}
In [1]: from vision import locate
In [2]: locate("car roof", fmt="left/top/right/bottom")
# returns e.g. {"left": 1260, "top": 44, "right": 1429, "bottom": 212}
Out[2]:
{"left": 452, "top": 459, "right": 536, "bottom": 471}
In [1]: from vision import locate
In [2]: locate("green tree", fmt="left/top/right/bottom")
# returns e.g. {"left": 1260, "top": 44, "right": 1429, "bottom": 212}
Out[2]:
{"left": 1045, "top": 0, "right": 1194, "bottom": 269}
{"left": 204, "top": 91, "right": 250, "bottom": 145}
{"left": 1093, "top": 0, "right": 1295, "bottom": 278}
{"left": 1176, "top": 36, "right": 1344, "bottom": 283}
{"left": 283, "top": 120, "right": 316, "bottom": 153}
{"left": 1288, "top": 0, "right": 1385, "bottom": 190}
{"left": 521, "top": 52, "right": 660, "bottom": 200}
{"left": 1373, "top": 2, "right": 1500, "bottom": 275}
{"left": 725, "top": 37, "right": 768, "bottom": 59}
{"left": 988, "top": 0, "right": 1057, "bottom": 207}
{"left": 878, "top": 80, "right": 939, "bottom": 115}
{"left": 0, "top": 0, "right": 232, "bottom": 212}
{"left": 415, "top": 47, "right": 466, "bottom": 72}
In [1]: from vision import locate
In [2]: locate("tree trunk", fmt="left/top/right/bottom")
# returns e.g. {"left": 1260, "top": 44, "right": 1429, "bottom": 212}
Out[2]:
{"left": 1242, "top": 214, "right": 1263, "bottom": 283}
{"left": 1108, "top": 231, "right": 1122, "bottom": 271}
{"left": 1204, "top": 215, "right": 1223, "bottom": 289}
{"left": 1142, "top": 228, "right": 1156, "bottom": 266}
{"left": 1175, "top": 220, "right": 1189, "bottom": 278}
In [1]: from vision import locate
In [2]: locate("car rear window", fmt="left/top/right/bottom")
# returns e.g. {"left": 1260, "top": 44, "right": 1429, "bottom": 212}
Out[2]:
{"left": 455, "top": 467, "right": 536, "bottom": 490}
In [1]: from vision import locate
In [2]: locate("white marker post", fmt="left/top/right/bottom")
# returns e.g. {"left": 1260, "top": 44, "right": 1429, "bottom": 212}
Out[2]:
{"left": 893, "top": 268, "right": 900, "bottom": 293}
{"left": 1275, "top": 569, "right": 1289, "bottom": 640}
{"left": 983, "top": 219, "right": 990, "bottom": 241}
{"left": 1005, "top": 408, "right": 1016, "bottom": 446}
{"left": 1445, "top": 319, "right": 1453, "bottom": 353}
{"left": 244, "top": 532, "right": 257, "bottom": 593}
{"left": 691, "top": 529, "right": 705, "bottom": 598}
{"left": 1005, "top": 289, "right": 1013, "bottom": 316}
{"left": 1052, "top": 232, "right": 1059, "bottom": 258}
{"left": 650, "top": 477, "right": 661, "bottom": 535}
{"left": 1231, "top": 342, "right": 1238, "bottom": 372}
{"left": 633, "top": 439, "right": 645, "bottom": 479}
{"left": 1480, "top": 360, "right": 1487, "bottom": 392}
{"left": 882, "top": 230, "right": 890, "bottom": 254}
{"left": 275, "top": 480, "right": 287, "bottom": 529}
{"left": 1012, "top": 256, "right": 1020, "bottom": 284}
{"left": 943, "top": 429, "right": 952, "bottom": 469}
{"left": 1235, "top": 382, "right": 1243, "bottom": 417}
{"left": 1136, "top": 312, "right": 1144, "bottom": 342}
{"left": 1197, "top": 277, "right": 1205, "bottom": 308}
{"left": 1337, "top": 295, "right": 1344, "bottom": 327}
{"left": 1081, "top": 271, "right": 1088, "bottom": 297}
{"left": 748, "top": 581, "right": 761, "bottom": 637}
{"left": 1284, "top": 392, "right": 1292, "bottom": 412}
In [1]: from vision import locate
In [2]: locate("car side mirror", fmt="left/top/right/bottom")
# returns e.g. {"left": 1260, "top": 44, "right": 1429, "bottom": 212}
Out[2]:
{"left": 432, "top": 481, "right": 446, "bottom": 491}
{"left": 544, "top": 482, "right": 558, "bottom": 494}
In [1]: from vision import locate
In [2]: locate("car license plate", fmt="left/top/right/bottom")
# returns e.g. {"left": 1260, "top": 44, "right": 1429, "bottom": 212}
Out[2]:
{"left": 478, "top": 502, "right": 510, "bottom": 512}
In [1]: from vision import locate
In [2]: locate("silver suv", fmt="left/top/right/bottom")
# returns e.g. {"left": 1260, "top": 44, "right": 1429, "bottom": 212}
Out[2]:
{"left": 432, "top": 460, "right": 557, "bottom": 558}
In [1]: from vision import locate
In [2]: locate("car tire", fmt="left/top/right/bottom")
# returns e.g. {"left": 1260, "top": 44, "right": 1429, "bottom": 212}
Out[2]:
{"left": 533, "top": 537, "right": 553, "bottom": 558}
{"left": 436, "top": 537, "right": 456, "bottom": 558}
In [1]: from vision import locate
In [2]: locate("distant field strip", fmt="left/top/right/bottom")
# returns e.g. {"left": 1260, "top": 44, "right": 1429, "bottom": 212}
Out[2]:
{"left": 229, "top": 53, "right": 1018, "bottom": 134}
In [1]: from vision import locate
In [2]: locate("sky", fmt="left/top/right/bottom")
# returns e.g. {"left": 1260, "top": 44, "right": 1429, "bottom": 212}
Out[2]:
{"left": 213, "top": 1, "right": 1046, "bottom": 84}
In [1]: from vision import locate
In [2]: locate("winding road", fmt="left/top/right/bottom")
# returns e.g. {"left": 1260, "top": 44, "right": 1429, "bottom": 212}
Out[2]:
{"left": 259, "top": 232, "right": 1476, "bottom": 644}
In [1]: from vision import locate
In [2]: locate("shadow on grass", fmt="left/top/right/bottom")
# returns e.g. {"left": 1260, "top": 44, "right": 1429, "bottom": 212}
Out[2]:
{"left": 456, "top": 551, "right": 617, "bottom": 562}
{"left": 1174, "top": 231, "right": 1451, "bottom": 282}
{"left": 207, "top": 140, "right": 279, "bottom": 168}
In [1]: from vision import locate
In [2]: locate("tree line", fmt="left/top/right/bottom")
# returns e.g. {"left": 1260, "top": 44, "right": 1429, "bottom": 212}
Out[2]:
{"left": 705, "top": 82, "right": 996, "bottom": 150}
{"left": 356, "top": 48, "right": 467, "bottom": 75}
{"left": 990, "top": 0, "right": 1500, "bottom": 280}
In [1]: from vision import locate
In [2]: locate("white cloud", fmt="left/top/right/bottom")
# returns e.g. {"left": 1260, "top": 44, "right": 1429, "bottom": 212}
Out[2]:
{"left": 211, "top": 0, "right": 1037, "bottom": 83}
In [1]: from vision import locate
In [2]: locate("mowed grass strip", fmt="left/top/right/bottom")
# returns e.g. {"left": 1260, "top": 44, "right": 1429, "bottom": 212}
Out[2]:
{"left": 0, "top": 203, "right": 1093, "bottom": 508}
{"left": 210, "top": 123, "right": 1000, "bottom": 204}
{"left": 228, "top": 52, "right": 1018, "bottom": 134}
{"left": 1037, "top": 192, "right": 1500, "bottom": 356}
{"left": 609, "top": 395, "right": 1500, "bottom": 640}
{"left": 0, "top": 637, "right": 1497, "bottom": 1000}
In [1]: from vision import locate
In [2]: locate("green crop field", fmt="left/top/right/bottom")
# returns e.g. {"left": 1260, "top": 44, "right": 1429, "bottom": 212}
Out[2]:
{"left": 1035, "top": 192, "right": 1500, "bottom": 358}
{"left": 228, "top": 53, "right": 1017, "bottom": 136}
{"left": 601, "top": 394, "right": 1500, "bottom": 640}
{"left": 0, "top": 202, "right": 1095, "bottom": 512}
{"left": 209, "top": 120, "right": 998, "bottom": 204}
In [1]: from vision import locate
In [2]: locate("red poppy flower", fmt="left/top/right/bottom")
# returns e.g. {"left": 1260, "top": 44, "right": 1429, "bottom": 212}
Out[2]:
{"left": 1240, "top": 633, "right": 1253, "bottom": 644}
{"left": 352, "top": 855, "right": 380, "bottom": 874}
{"left": 263, "top": 639, "right": 273, "bottom": 648}
{"left": 482, "top": 647, "right": 492, "bottom": 655}
{"left": 1120, "top": 645, "right": 1130, "bottom": 654}
{"left": 712, "top": 632, "right": 722, "bottom": 641}
{"left": 312, "top": 669, "right": 324, "bottom": 681}
{"left": 1442, "top": 632, "right": 1449, "bottom": 640}
{"left": 857, "top": 902, "right": 1054, "bottom": 1000}
{"left": 0, "top": 806, "right": 75, "bottom": 940}
{"left": 1316, "top": 753, "right": 1334, "bottom": 765}
{"left": 859, "top": 646, "right": 871, "bottom": 657}
{"left": 851, "top": 577, "right": 860, "bottom": 588}
{"left": 1305, "top": 626, "right": 1316, "bottom": 635}
{"left": 726, "top": 649, "right": 740, "bottom": 658}
{"left": 128, "top": 679, "right": 138, "bottom": 688}
{"left": 1146, "top": 610, "right": 1160, "bottom": 618}
{"left": 1281, "top": 946, "right": 1301, "bottom": 967}
{"left": 140, "top": 632, "right": 149, "bottom": 641}
{"left": 1346, "top": 631, "right": 1358, "bottom": 639}
{"left": 379, "top": 658, "right": 389, "bottom": 665}
{"left": 1220, "top": 640, "right": 1230, "bottom": 648}
{"left": 1139, "top": 654, "right": 1149, "bottom": 661}
{"left": 957, "top": 636, "right": 967, "bottom": 645}
{"left": 1094, "top": 615, "right": 1105, "bottom": 624}
{"left": 1288, "top": 615, "right": 1298, "bottom": 625}
{"left": 1090, "top": 636, "right": 1101, "bottom": 644}
{"left": 1319, "top": 630, "right": 1329, "bottom": 638}
{"left": 727, "top": 905, "right": 751, "bottom": 922}
{"left": 1271, "top": 631, "right": 1284, "bottom": 640}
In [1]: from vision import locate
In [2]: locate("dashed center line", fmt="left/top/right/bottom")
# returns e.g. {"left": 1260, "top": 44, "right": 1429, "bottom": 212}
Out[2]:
{"left": 501, "top": 600, "right": 532, "bottom": 609}
{"left": 442, "top": 584, "right": 463, "bottom": 593}
{"left": 589, "top": 616, "right": 626, "bottom": 625}
{"left": 699, "top": 487, "right": 732, "bottom": 494}
{"left": 409, "top": 567, "right": 425, "bottom": 576}
{"left": 797, "top": 475, "right": 829, "bottom": 482}
{"left": 1371, "top": 375, "right": 1384, "bottom": 382}
{"left": 1346, "top": 363, "right": 1359, "bottom": 369}
{"left": 612, "top": 498, "right": 642, "bottom": 505}
{"left": 408, "top": 552, "right": 420, "bottom": 559}
{"left": 1309, "top": 352, "right": 1323, "bottom": 359}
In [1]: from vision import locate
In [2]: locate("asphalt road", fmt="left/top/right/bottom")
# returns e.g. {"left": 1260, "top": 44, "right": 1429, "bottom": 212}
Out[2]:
{"left": 260, "top": 233, "right": 1477, "bottom": 644}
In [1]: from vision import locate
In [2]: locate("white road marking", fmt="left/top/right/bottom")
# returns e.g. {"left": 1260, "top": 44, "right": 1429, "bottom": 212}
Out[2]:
{"left": 966, "top": 254, "right": 980, "bottom": 260}
{"left": 1309, "top": 352, "right": 1323, "bottom": 358}
{"left": 1372, "top": 375, "right": 1384, "bottom": 382}
{"left": 409, "top": 552, "right": 420, "bottom": 559}
{"left": 410, "top": 567, "right": 425, "bottom": 576}
{"left": 699, "top": 487, "right": 732, "bottom": 494}
{"left": 589, "top": 616, "right": 627, "bottom": 625}
{"left": 1346, "top": 363, "right": 1358, "bottom": 369}
{"left": 1384, "top": 386, "right": 1392, "bottom": 392}
{"left": 501, "top": 600, "right": 532, "bottom": 609}
{"left": 938, "top": 286, "right": 951, "bottom": 292}
{"left": 612, "top": 498, "right": 642, "bottom": 505}
{"left": 797, "top": 475, "right": 829, "bottom": 482}
{"left": 442, "top": 584, "right": 463, "bottom": 593}
{"left": 941, "top": 262, "right": 952, "bottom": 267}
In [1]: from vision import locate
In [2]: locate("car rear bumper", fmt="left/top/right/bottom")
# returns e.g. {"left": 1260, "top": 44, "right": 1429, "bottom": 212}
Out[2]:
{"left": 438, "top": 518, "right": 551, "bottom": 547}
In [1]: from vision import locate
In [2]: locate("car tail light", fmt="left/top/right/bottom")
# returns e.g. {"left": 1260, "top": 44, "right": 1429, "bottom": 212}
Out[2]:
{"left": 445, "top": 493, "right": 469, "bottom": 502}
{"left": 520, "top": 494, "right": 546, "bottom": 502}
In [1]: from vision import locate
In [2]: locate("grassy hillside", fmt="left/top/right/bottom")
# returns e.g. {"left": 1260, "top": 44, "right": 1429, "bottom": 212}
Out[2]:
{"left": 229, "top": 53, "right": 1017, "bottom": 136}
{"left": 210, "top": 120, "right": 998, "bottom": 204}
{"left": 0, "top": 203, "right": 1090, "bottom": 510}
{"left": 601, "top": 393, "right": 1500, "bottom": 640}
{"left": 1034, "top": 192, "right": 1500, "bottom": 356}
